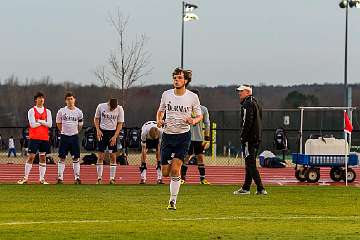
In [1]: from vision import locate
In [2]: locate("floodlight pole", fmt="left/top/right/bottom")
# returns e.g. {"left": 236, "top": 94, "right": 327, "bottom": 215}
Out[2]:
{"left": 181, "top": 1, "right": 185, "bottom": 68}
{"left": 344, "top": 4, "right": 349, "bottom": 109}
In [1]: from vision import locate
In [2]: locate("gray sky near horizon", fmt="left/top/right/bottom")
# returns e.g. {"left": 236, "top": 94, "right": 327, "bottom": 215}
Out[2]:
{"left": 0, "top": 0, "right": 360, "bottom": 87}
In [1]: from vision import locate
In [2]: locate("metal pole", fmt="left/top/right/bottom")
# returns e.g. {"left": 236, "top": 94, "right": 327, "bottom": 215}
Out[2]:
{"left": 344, "top": 4, "right": 349, "bottom": 108}
{"left": 300, "top": 108, "right": 304, "bottom": 154}
{"left": 181, "top": 1, "right": 185, "bottom": 68}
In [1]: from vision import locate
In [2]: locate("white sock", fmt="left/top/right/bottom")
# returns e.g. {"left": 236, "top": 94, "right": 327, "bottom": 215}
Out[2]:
{"left": 157, "top": 168, "right": 162, "bottom": 180}
{"left": 57, "top": 161, "right": 65, "bottom": 180}
{"left": 169, "top": 176, "right": 181, "bottom": 204}
{"left": 110, "top": 164, "right": 117, "bottom": 180}
{"left": 140, "top": 169, "right": 147, "bottom": 181}
{"left": 96, "top": 164, "right": 103, "bottom": 179}
{"left": 73, "top": 160, "right": 80, "bottom": 180}
{"left": 24, "top": 162, "right": 32, "bottom": 179}
{"left": 39, "top": 163, "right": 46, "bottom": 181}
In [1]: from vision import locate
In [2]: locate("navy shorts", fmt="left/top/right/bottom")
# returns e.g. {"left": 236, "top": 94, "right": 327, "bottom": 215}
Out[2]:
{"left": 97, "top": 129, "right": 117, "bottom": 153}
{"left": 28, "top": 139, "right": 50, "bottom": 154}
{"left": 160, "top": 131, "right": 191, "bottom": 165}
{"left": 145, "top": 138, "right": 159, "bottom": 150}
{"left": 188, "top": 141, "right": 205, "bottom": 155}
{"left": 58, "top": 134, "right": 80, "bottom": 159}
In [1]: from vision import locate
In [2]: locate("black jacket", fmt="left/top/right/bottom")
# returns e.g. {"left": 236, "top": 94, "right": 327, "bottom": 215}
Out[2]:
{"left": 240, "top": 95, "right": 262, "bottom": 144}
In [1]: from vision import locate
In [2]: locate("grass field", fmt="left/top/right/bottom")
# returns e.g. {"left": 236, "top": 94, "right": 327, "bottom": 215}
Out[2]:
{"left": 0, "top": 185, "right": 359, "bottom": 240}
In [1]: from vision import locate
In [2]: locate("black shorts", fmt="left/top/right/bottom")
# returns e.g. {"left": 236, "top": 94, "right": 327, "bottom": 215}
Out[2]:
{"left": 97, "top": 129, "right": 117, "bottom": 153}
{"left": 145, "top": 139, "right": 159, "bottom": 150}
{"left": 160, "top": 131, "right": 191, "bottom": 165}
{"left": 188, "top": 141, "right": 205, "bottom": 155}
{"left": 28, "top": 139, "right": 50, "bottom": 154}
{"left": 58, "top": 134, "right": 80, "bottom": 159}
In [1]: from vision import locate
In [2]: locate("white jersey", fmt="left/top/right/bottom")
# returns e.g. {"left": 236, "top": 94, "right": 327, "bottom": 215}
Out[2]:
{"left": 27, "top": 106, "right": 52, "bottom": 129}
{"left": 56, "top": 106, "right": 84, "bottom": 136}
{"left": 141, "top": 121, "right": 163, "bottom": 142}
{"left": 95, "top": 103, "right": 124, "bottom": 131}
{"left": 158, "top": 89, "right": 201, "bottom": 134}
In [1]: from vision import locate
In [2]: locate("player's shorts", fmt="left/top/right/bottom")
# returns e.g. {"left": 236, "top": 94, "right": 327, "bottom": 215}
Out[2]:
{"left": 58, "top": 134, "right": 80, "bottom": 159}
{"left": 145, "top": 138, "right": 159, "bottom": 150}
{"left": 188, "top": 141, "right": 205, "bottom": 155}
{"left": 28, "top": 139, "right": 50, "bottom": 154}
{"left": 97, "top": 129, "right": 117, "bottom": 153}
{"left": 160, "top": 131, "right": 191, "bottom": 165}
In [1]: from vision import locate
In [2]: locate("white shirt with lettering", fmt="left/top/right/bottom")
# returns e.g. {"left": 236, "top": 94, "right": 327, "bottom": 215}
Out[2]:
{"left": 95, "top": 103, "right": 124, "bottom": 131}
{"left": 158, "top": 89, "right": 201, "bottom": 134}
{"left": 56, "top": 106, "right": 84, "bottom": 136}
{"left": 141, "top": 121, "right": 163, "bottom": 142}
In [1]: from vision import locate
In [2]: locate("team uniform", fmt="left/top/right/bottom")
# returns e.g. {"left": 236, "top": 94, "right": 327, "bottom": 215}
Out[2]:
{"left": 94, "top": 103, "right": 124, "bottom": 182}
{"left": 139, "top": 121, "right": 163, "bottom": 184}
{"left": 182, "top": 105, "right": 211, "bottom": 184}
{"left": 158, "top": 89, "right": 201, "bottom": 208}
{"left": 18, "top": 106, "right": 52, "bottom": 184}
{"left": 56, "top": 106, "right": 83, "bottom": 183}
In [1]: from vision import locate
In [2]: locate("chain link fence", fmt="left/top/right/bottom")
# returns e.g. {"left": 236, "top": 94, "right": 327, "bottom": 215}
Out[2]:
{"left": 1, "top": 109, "right": 360, "bottom": 167}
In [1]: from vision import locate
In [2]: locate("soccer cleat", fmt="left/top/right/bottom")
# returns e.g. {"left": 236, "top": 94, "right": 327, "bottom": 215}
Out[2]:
{"left": 200, "top": 179, "right": 210, "bottom": 185}
{"left": 255, "top": 189, "right": 268, "bottom": 195}
{"left": 139, "top": 179, "right": 146, "bottom": 184}
{"left": 17, "top": 177, "right": 28, "bottom": 185}
{"left": 167, "top": 201, "right": 176, "bottom": 210}
{"left": 96, "top": 178, "right": 102, "bottom": 185}
{"left": 157, "top": 179, "right": 164, "bottom": 184}
{"left": 56, "top": 178, "right": 64, "bottom": 184}
{"left": 40, "top": 180, "right": 49, "bottom": 185}
{"left": 74, "top": 178, "right": 82, "bottom": 185}
{"left": 233, "top": 188, "right": 250, "bottom": 195}
{"left": 181, "top": 179, "right": 186, "bottom": 185}
{"left": 109, "top": 178, "right": 116, "bottom": 185}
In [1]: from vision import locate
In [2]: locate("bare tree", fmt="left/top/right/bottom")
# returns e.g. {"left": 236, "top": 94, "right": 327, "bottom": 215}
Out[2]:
{"left": 94, "top": 9, "right": 152, "bottom": 109}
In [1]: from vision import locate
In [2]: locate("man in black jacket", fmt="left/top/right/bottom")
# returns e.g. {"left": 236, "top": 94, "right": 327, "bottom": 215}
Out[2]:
{"left": 234, "top": 85, "right": 267, "bottom": 195}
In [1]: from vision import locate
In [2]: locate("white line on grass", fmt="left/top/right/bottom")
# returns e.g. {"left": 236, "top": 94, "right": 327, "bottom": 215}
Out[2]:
{"left": 0, "top": 216, "right": 359, "bottom": 226}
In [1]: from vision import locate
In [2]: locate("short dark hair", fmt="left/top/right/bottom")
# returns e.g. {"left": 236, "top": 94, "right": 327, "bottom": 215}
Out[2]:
{"left": 34, "top": 92, "right": 45, "bottom": 101}
{"left": 109, "top": 97, "right": 118, "bottom": 110}
{"left": 64, "top": 92, "right": 75, "bottom": 99}
{"left": 172, "top": 67, "right": 185, "bottom": 78}
{"left": 190, "top": 89, "right": 200, "bottom": 97}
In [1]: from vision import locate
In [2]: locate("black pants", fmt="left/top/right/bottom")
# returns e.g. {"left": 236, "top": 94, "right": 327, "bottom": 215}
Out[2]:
{"left": 242, "top": 142, "right": 264, "bottom": 191}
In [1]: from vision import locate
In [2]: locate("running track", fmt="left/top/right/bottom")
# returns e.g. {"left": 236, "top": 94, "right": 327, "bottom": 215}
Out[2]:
{"left": 0, "top": 164, "right": 359, "bottom": 186}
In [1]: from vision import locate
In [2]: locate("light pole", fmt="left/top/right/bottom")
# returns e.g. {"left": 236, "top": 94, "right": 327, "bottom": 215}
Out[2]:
{"left": 181, "top": 2, "right": 199, "bottom": 68}
{"left": 339, "top": 0, "right": 360, "bottom": 107}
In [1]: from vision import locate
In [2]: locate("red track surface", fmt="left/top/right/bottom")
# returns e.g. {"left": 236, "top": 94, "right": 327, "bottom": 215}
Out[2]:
{"left": 1, "top": 164, "right": 359, "bottom": 186}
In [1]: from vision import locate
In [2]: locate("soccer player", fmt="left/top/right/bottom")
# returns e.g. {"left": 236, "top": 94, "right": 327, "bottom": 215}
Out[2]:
{"left": 56, "top": 92, "right": 84, "bottom": 184}
{"left": 156, "top": 68, "right": 203, "bottom": 210}
{"left": 139, "top": 120, "right": 163, "bottom": 184}
{"left": 94, "top": 97, "right": 124, "bottom": 184}
{"left": 181, "top": 89, "right": 211, "bottom": 185}
{"left": 17, "top": 92, "right": 52, "bottom": 184}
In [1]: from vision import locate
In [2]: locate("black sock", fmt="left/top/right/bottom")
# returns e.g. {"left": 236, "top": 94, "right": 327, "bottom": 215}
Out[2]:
{"left": 198, "top": 164, "right": 206, "bottom": 181}
{"left": 181, "top": 164, "right": 188, "bottom": 180}
{"left": 156, "top": 161, "right": 161, "bottom": 170}
{"left": 139, "top": 162, "right": 147, "bottom": 173}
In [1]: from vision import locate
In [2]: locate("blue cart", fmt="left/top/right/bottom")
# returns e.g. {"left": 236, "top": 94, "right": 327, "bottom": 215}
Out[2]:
{"left": 292, "top": 153, "right": 358, "bottom": 183}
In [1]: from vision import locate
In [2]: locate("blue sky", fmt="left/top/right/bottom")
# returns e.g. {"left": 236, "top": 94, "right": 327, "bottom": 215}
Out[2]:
{"left": 0, "top": 0, "right": 359, "bottom": 87}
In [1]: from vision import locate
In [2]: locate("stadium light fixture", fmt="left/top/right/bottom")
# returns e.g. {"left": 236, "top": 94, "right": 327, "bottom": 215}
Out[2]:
{"left": 181, "top": 2, "right": 199, "bottom": 68}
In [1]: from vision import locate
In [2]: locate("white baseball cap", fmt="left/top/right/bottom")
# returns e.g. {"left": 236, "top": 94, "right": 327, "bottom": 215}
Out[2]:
{"left": 236, "top": 84, "right": 252, "bottom": 92}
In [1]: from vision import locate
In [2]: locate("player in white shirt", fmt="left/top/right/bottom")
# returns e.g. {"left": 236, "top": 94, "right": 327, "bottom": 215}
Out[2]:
{"left": 17, "top": 92, "right": 52, "bottom": 184}
{"left": 157, "top": 68, "right": 203, "bottom": 210}
{"left": 139, "top": 121, "right": 163, "bottom": 184}
{"left": 94, "top": 97, "right": 124, "bottom": 184}
{"left": 56, "top": 92, "right": 84, "bottom": 184}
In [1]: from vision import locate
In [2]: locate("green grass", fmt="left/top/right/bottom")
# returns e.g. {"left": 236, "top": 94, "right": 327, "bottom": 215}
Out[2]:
{"left": 0, "top": 185, "right": 359, "bottom": 240}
